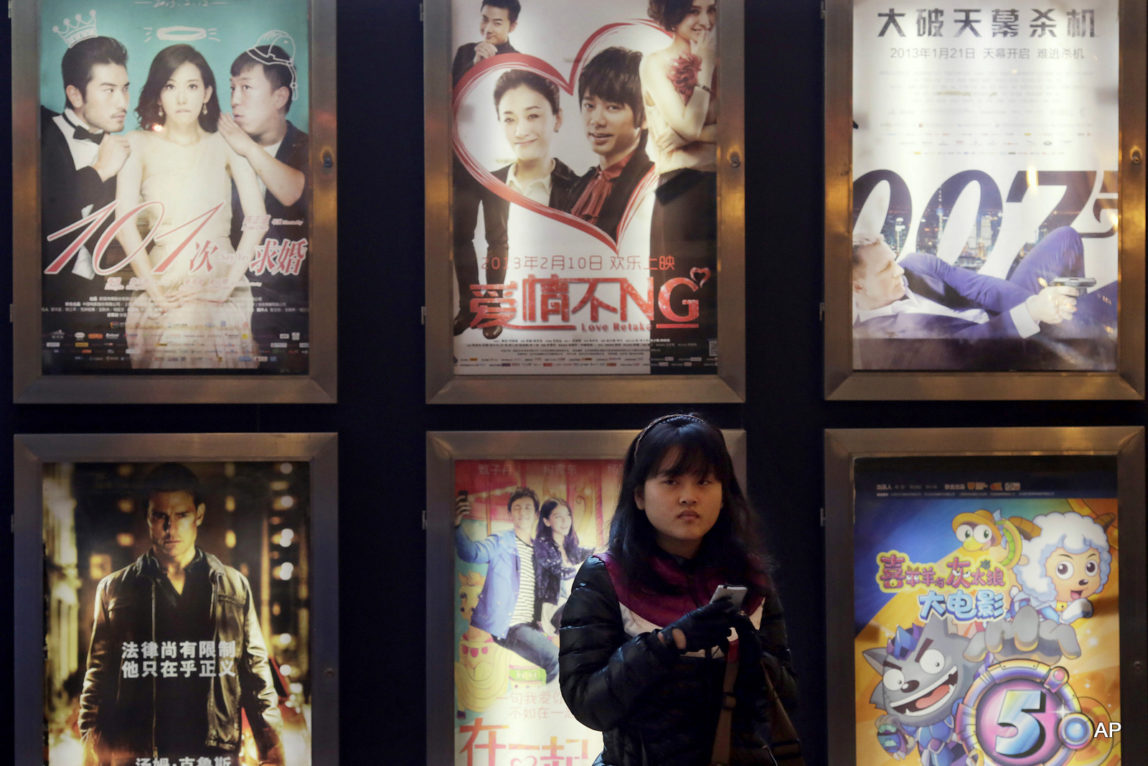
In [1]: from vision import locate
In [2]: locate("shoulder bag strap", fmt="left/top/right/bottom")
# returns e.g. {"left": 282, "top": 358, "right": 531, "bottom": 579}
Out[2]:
{"left": 709, "top": 656, "right": 738, "bottom": 766}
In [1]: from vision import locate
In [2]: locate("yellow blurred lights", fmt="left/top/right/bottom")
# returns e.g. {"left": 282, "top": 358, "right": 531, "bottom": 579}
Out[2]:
{"left": 279, "top": 529, "right": 295, "bottom": 547}
{"left": 278, "top": 463, "right": 294, "bottom": 474}
{"left": 116, "top": 533, "right": 134, "bottom": 547}
{"left": 225, "top": 530, "right": 237, "bottom": 549}
{"left": 225, "top": 496, "right": 236, "bottom": 512}
{"left": 275, "top": 495, "right": 296, "bottom": 510}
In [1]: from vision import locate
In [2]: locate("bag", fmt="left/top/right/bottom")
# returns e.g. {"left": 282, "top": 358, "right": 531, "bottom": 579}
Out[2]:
{"left": 710, "top": 656, "right": 806, "bottom": 766}
{"left": 761, "top": 663, "right": 805, "bottom": 765}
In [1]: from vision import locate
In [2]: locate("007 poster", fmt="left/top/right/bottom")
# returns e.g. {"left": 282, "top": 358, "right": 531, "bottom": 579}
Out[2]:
{"left": 39, "top": 0, "right": 311, "bottom": 374}
{"left": 41, "top": 460, "right": 314, "bottom": 766}
{"left": 852, "top": 456, "right": 1122, "bottom": 765}
{"left": 851, "top": 0, "right": 1119, "bottom": 371}
{"left": 448, "top": 0, "right": 723, "bottom": 375}
{"left": 451, "top": 458, "right": 622, "bottom": 765}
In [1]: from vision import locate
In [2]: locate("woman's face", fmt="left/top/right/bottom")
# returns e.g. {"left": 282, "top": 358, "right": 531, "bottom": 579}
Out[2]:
{"left": 159, "top": 61, "right": 212, "bottom": 127}
{"left": 498, "top": 84, "right": 560, "bottom": 164}
{"left": 545, "top": 505, "right": 573, "bottom": 538}
{"left": 673, "top": 0, "right": 717, "bottom": 43}
{"left": 635, "top": 448, "right": 722, "bottom": 558}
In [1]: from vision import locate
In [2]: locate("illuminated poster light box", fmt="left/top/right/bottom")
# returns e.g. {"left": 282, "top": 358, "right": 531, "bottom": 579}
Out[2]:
{"left": 424, "top": 0, "right": 747, "bottom": 404}
{"left": 13, "top": 433, "right": 339, "bottom": 765}
{"left": 11, "top": 0, "right": 337, "bottom": 403}
{"left": 425, "top": 428, "right": 746, "bottom": 764}
{"left": 824, "top": 426, "right": 1146, "bottom": 764}
{"left": 824, "top": 0, "right": 1145, "bottom": 400}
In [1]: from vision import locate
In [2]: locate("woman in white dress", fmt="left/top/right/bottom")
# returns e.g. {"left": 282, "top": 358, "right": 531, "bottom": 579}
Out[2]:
{"left": 116, "top": 44, "right": 267, "bottom": 369}
{"left": 640, "top": 0, "right": 719, "bottom": 367}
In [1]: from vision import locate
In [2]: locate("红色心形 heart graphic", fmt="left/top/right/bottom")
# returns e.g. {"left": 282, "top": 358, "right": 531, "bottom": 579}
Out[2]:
{"left": 689, "top": 267, "right": 712, "bottom": 288}
{"left": 452, "top": 22, "right": 665, "bottom": 253}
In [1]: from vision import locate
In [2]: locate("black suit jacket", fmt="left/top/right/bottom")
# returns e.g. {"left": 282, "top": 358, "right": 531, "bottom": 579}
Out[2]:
{"left": 452, "top": 41, "right": 518, "bottom": 86}
{"left": 565, "top": 136, "right": 655, "bottom": 241}
{"left": 228, "top": 119, "right": 310, "bottom": 371}
{"left": 492, "top": 158, "right": 579, "bottom": 210}
{"left": 40, "top": 106, "right": 116, "bottom": 301}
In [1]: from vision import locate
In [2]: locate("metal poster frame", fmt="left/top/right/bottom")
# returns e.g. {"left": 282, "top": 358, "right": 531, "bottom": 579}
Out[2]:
{"left": 824, "top": 426, "right": 1147, "bottom": 764}
{"left": 423, "top": 1, "right": 746, "bottom": 404}
{"left": 13, "top": 432, "right": 340, "bottom": 765}
{"left": 824, "top": 0, "right": 1146, "bottom": 400}
{"left": 11, "top": 0, "right": 337, "bottom": 403}
{"left": 425, "top": 428, "right": 746, "bottom": 764}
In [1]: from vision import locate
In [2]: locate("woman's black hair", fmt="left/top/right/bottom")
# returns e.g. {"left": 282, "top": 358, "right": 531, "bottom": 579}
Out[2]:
{"left": 607, "top": 413, "right": 770, "bottom": 596}
{"left": 647, "top": 0, "right": 707, "bottom": 31}
{"left": 136, "top": 44, "right": 221, "bottom": 132}
{"left": 536, "top": 497, "right": 584, "bottom": 562}
{"left": 493, "top": 69, "right": 561, "bottom": 116}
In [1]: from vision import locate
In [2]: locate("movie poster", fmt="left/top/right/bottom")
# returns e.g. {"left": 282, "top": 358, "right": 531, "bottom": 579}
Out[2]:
{"left": 39, "top": 0, "right": 311, "bottom": 374}
{"left": 853, "top": 456, "right": 1122, "bottom": 765}
{"left": 449, "top": 0, "right": 721, "bottom": 375}
{"left": 451, "top": 458, "right": 622, "bottom": 765}
{"left": 852, "top": 0, "right": 1119, "bottom": 371}
{"left": 41, "top": 460, "right": 313, "bottom": 765}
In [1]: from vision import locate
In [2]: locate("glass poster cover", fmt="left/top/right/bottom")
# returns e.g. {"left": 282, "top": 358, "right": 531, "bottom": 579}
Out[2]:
{"left": 452, "top": 458, "right": 620, "bottom": 765}
{"left": 424, "top": 1, "right": 747, "bottom": 403}
{"left": 853, "top": 455, "right": 1124, "bottom": 765}
{"left": 42, "top": 460, "right": 313, "bottom": 765}
{"left": 851, "top": 0, "right": 1120, "bottom": 372}
{"left": 37, "top": 0, "right": 312, "bottom": 374}
{"left": 13, "top": 434, "right": 340, "bottom": 766}
{"left": 426, "top": 430, "right": 748, "bottom": 764}
{"left": 449, "top": 0, "right": 718, "bottom": 374}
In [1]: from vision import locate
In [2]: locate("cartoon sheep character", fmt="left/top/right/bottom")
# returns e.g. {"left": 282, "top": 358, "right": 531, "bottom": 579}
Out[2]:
{"left": 1012, "top": 511, "right": 1113, "bottom": 624}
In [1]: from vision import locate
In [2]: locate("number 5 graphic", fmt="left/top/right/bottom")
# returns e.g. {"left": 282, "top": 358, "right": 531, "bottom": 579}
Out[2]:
{"left": 995, "top": 689, "right": 1047, "bottom": 758}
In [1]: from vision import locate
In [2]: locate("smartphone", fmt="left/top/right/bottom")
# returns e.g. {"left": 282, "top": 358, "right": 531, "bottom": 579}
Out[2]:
{"left": 710, "top": 584, "right": 748, "bottom": 611}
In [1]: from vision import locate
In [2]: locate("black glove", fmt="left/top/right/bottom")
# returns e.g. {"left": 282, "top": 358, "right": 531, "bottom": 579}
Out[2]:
{"left": 658, "top": 598, "right": 738, "bottom": 654}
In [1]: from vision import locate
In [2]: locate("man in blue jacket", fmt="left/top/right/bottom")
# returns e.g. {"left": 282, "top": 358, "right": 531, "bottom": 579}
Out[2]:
{"left": 454, "top": 486, "right": 558, "bottom": 683}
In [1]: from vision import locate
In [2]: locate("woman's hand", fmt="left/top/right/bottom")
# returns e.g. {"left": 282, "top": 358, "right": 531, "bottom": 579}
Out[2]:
{"left": 658, "top": 598, "right": 737, "bottom": 653}
{"left": 141, "top": 279, "right": 177, "bottom": 313}
{"left": 689, "top": 27, "right": 717, "bottom": 63}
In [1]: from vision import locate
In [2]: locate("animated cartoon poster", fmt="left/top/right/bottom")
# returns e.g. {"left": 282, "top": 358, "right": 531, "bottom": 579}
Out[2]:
{"left": 451, "top": 458, "right": 622, "bottom": 765}
{"left": 449, "top": 0, "right": 722, "bottom": 375}
{"left": 852, "top": 0, "right": 1119, "bottom": 371}
{"left": 39, "top": 0, "right": 311, "bottom": 374}
{"left": 853, "top": 456, "right": 1122, "bottom": 765}
{"left": 41, "top": 460, "right": 313, "bottom": 765}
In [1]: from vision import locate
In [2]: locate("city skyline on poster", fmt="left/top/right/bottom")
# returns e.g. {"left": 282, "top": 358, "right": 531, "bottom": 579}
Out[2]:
{"left": 851, "top": 0, "right": 1120, "bottom": 372}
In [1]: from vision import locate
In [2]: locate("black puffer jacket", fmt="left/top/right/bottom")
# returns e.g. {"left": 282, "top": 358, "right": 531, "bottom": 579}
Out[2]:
{"left": 559, "top": 555, "right": 797, "bottom": 766}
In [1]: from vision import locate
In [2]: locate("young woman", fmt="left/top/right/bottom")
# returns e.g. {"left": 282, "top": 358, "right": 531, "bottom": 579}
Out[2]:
{"left": 491, "top": 69, "right": 579, "bottom": 209}
{"left": 116, "top": 44, "right": 267, "bottom": 368}
{"left": 640, "top": 0, "right": 719, "bottom": 363}
{"left": 534, "top": 498, "right": 592, "bottom": 631}
{"left": 560, "top": 413, "right": 797, "bottom": 766}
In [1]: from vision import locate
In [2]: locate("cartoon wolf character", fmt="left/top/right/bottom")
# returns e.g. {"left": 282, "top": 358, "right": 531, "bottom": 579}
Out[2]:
{"left": 863, "top": 615, "right": 983, "bottom": 766}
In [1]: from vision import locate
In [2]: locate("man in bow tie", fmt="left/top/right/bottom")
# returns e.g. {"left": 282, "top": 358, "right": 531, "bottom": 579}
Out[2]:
{"left": 566, "top": 46, "right": 654, "bottom": 242}
{"left": 40, "top": 35, "right": 132, "bottom": 367}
